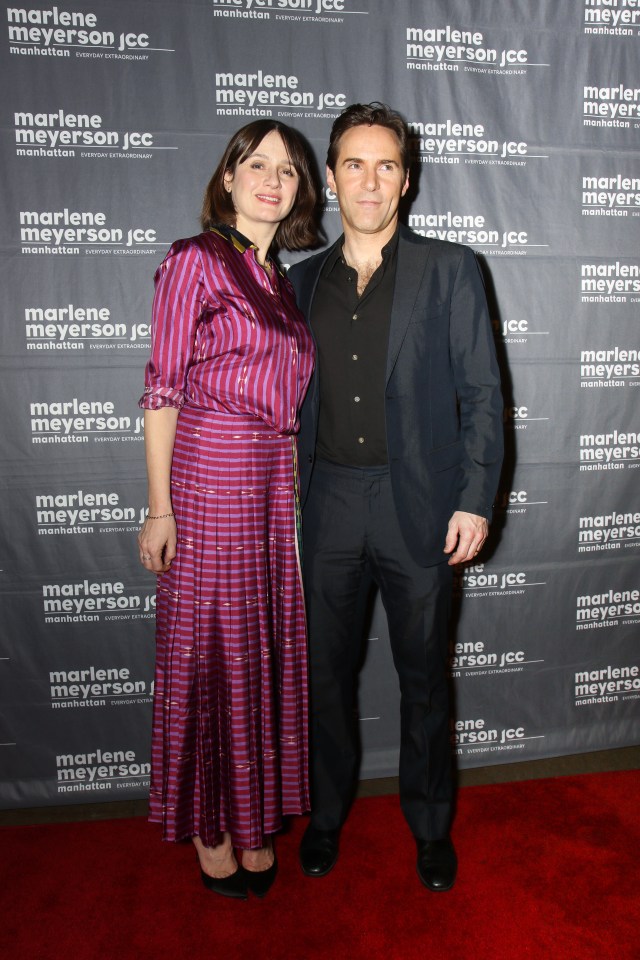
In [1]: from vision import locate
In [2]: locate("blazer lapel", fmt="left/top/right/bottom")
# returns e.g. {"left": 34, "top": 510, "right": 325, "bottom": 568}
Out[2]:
{"left": 295, "top": 245, "right": 336, "bottom": 418}
{"left": 386, "top": 228, "right": 431, "bottom": 382}
{"left": 298, "top": 245, "right": 336, "bottom": 325}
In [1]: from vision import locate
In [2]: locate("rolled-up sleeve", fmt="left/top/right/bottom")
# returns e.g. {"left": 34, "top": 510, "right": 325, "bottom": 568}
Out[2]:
{"left": 139, "top": 240, "right": 206, "bottom": 410}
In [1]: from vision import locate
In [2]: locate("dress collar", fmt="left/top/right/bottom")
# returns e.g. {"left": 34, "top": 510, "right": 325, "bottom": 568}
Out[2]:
{"left": 210, "top": 223, "right": 284, "bottom": 276}
{"left": 210, "top": 222, "right": 256, "bottom": 254}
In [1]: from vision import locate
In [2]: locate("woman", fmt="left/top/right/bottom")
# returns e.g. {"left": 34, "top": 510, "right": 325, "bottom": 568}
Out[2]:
{"left": 137, "top": 120, "right": 317, "bottom": 899}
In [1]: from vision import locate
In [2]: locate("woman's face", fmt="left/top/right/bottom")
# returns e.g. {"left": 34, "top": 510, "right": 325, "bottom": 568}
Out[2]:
{"left": 224, "top": 130, "right": 300, "bottom": 239}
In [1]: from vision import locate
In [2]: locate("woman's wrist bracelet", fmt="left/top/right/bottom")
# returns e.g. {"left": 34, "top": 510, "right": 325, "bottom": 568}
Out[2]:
{"left": 146, "top": 512, "right": 175, "bottom": 519}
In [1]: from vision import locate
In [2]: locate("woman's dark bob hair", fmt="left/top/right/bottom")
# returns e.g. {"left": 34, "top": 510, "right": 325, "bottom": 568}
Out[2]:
{"left": 201, "top": 119, "right": 318, "bottom": 251}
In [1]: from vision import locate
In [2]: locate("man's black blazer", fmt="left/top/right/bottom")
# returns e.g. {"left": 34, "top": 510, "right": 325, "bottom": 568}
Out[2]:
{"left": 289, "top": 224, "right": 504, "bottom": 567}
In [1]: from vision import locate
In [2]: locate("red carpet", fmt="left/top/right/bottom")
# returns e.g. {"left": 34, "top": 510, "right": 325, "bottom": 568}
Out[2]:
{"left": 1, "top": 770, "right": 638, "bottom": 960}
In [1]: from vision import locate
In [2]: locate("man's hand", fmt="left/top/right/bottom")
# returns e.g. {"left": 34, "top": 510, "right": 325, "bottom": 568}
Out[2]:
{"left": 444, "top": 511, "right": 488, "bottom": 566}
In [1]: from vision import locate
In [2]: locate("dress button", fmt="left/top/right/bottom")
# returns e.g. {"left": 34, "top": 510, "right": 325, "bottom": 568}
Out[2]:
{"left": 352, "top": 354, "right": 358, "bottom": 361}
{"left": 358, "top": 437, "right": 365, "bottom": 444}
{"left": 352, "top": 314, "right": 358, "bottom": 321}
{"left": 354, "top": 396, "right": 360, "bottom": 402}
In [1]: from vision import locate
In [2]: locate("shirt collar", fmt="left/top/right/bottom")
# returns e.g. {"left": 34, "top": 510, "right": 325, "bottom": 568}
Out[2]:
{"left": 325, "top": 227, "right": 400, "bottom": 275}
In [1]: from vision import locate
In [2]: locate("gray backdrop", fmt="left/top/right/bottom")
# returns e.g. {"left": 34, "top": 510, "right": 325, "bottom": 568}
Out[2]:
{"left": 1, "top": 0, "right": 639, "bottom": 808}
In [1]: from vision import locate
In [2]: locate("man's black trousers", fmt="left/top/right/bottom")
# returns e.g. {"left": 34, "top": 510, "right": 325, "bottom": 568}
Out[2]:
{"left": 302, "top": 458, "right": 454, "bottom": 842}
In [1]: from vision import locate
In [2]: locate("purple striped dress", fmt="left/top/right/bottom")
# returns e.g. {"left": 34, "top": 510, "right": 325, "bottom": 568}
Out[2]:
{"left": 140, "top": 227, "right": 314, "bottom": 849}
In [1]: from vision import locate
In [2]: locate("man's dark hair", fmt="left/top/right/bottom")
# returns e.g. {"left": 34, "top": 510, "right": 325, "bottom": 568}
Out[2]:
{"left": 326, "top": 102, "right": 410, "bottom": 175}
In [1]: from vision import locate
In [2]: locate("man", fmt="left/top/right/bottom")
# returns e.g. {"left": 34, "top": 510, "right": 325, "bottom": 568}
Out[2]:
{"left": 288, "top": 103, "right": 503, "bottom": 892}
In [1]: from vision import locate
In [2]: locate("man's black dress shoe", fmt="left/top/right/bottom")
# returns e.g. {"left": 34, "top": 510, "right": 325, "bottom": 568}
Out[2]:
{"left": 299, "top": 823, "right": 340, "bottom": 877}
{"left": 415, "top": 837, "right": 458, "bottom": 892}
{"left": 200, "top": 866, "right": 248, "bottom": 899}
{"left": 241, "top": 857, "right": 278, "bottom": 898}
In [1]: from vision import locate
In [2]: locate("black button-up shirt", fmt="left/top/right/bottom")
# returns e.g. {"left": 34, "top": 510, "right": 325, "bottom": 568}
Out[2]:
{"left": 310, "top": 231, "right": 398, "bottom": 466}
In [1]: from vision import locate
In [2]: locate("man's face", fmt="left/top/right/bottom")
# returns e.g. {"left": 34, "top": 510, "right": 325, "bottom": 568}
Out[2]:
{"left": 327, "top": 124, "right": 409, "bottom": 239}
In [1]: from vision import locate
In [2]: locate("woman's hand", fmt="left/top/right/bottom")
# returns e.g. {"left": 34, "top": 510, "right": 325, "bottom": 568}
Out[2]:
{"left": 138, "top": 407, "right": 180, "bottom": 574}
{"left": 138, "top": 515, "right": 177, "bottom": 574}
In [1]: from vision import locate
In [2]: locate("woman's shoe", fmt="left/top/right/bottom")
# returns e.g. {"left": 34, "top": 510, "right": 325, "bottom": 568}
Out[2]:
{"left": 200, "top": 866, "right": 248, "bottom": 900}
{"left": 242, "top": 857, "right": 278, "bottom": 898}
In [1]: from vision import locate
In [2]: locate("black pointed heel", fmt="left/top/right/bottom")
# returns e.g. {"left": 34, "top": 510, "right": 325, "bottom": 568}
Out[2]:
{"left": 200, "top": 866, "right": 248, "bottom": 900}
{"left": 242, "top": 857, "right": 278, "bottom": 898}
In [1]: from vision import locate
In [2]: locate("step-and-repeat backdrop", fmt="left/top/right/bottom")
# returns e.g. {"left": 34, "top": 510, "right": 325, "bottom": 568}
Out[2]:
{"left": 1, "top": 0, "right": 639, "bottom": 808}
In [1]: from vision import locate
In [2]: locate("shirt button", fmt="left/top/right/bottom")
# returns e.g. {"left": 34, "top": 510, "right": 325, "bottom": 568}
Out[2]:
{"left": 358, "top": 437, "right": 365, "bottom": 444}
{"left": 352, "top": 354, "right": 358, "bottom": 361}
{"left": 354, "top": 396, "right": 360, "bottom": 403}
{"left": 352, "top": 314, "right": 358, "bottom": 321}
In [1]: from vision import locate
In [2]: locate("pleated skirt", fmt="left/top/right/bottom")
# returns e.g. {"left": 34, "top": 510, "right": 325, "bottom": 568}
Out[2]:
{"left": 148, "top": 406, "right": 309, "bottom": 849}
